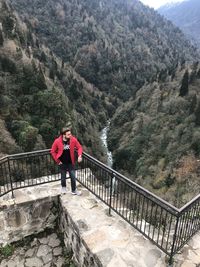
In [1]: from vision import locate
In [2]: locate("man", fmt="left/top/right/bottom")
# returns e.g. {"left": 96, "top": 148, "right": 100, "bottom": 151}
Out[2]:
{"left": 51, "top": 127, "right": 83, "bottom": 195}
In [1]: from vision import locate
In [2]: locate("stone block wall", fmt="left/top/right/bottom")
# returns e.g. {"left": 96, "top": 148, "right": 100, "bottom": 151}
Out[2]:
{"left": 0, "top": 196, "right": 59, "bottom": 245}
{"left": 0, "top": 191, "right": 103, "bottom": 266}
{"left": 58, "top": 201, "right": 102, "bottom": 267}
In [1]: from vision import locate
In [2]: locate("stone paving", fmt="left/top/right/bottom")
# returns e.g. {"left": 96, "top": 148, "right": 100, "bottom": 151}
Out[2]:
{"left": 0, "top": 180, "right": 200, "bottom": 267}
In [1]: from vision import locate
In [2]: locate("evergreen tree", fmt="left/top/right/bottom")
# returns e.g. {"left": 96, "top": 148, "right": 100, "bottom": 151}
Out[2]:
{"left": 37, "top": 65, "right": 47, "bottom": 89}
{"left": 189, "top": 70, "right": 196, "bottom": 84}
{"left": 2, "top": 15, "right": 15, "bottom": 36}
{"left": 197, "top": 68, "right": 200, "bottom": 78}
{"left": 0, "top": 55, "right": 17, "bottom": 73}
{"left": 61, "top": 59, "right": 65, "bottom": 69}
{"left": 49, "top": 67, "right": 55, "bottom": 80}
{"left": 40, "top": 51, "right": 47, "bottom": 62}
{"left": 195, "top": 100, "right": 200, "bottom": 126}
{"left": 179, "top": 70, "right": 189, "bottom": 97}
{"left": 0, "top": 29, "right": 4, "bottom": 46}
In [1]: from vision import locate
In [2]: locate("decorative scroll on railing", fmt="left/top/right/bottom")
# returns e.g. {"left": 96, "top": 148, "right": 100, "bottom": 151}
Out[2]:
{"left": 0, "top": 150, "right": 199, "bottom": 265}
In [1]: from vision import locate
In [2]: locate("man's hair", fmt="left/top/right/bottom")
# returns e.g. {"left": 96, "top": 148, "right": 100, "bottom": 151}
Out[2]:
{"left": 60, "top": 127, "right": 71, "bottom": 135}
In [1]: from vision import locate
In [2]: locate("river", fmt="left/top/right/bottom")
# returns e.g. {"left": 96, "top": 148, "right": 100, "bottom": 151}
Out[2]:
{"left": 100, "top": 121, "right": 113, "bottom": 168}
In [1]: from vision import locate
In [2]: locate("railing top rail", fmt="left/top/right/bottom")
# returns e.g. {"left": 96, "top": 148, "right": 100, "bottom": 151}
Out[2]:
{"left": 7, "top": 149, "right": 51, "bottom": 160}
{"left": 179, "top": 193, "right": 200, "bottom": 213}
{"left": 83, "top": 152, "right": 179, "bottom": 214}
{"left": 0, "top": 155, "right": 9, "bottom": 162}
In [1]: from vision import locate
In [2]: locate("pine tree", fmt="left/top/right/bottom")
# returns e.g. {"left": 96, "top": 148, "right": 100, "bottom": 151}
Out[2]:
{"left": 40, "top": 51, "right": 47, "bottom": 63}
{"left": 0, "top": 29, "right": 4, "bottom": 46}
{"left": 197, "top": 68, "right": 200, "bottom": 78}
{"left": 195, "top": 101, "right": 200, "bottom": 126}
{"left": 179, "top": 70, "right": 189, "bottom": 97}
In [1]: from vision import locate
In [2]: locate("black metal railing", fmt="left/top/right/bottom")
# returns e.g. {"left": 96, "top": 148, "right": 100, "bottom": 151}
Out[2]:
{"left": 0, "top": 150, "right": 199, "bottom": 265}
{"left": 0, "top": 149, "right": 60, "bottom": 198}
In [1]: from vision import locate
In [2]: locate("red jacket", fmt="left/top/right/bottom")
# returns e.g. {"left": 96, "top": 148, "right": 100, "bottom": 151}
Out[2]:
{"left": 51, "top": 135, "right": 83, "bottom": 165}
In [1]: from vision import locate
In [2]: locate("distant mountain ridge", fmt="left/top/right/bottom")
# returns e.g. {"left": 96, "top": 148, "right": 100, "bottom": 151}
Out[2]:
{"left": 158, "top": 0, "right": 200, "bottom": 47}
{"left": 157, "top": 0, "right": 187, "bottom": 10}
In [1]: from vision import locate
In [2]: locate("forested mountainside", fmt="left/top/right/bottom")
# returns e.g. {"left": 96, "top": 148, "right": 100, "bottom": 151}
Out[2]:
{"left": 9, "top": 0, "right": 198, "bottom": 100}
{"left": 108, "top": 63, "right": 200, "bottom": 207}
{"left": 158, "top": 0, "right": 200, "bottom": 47}
{"left": 0, "top": 0, "right": 108, "bottom": 159}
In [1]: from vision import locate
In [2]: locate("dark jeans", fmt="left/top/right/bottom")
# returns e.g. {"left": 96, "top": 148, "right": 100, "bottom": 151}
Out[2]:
{"left": 59, "top": 163, "right": 76, "bottom": 192}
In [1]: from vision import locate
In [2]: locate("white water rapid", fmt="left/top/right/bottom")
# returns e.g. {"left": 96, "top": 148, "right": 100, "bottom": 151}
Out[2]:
{"left": 100, "top": 121, "right": 113, "bottom": 168}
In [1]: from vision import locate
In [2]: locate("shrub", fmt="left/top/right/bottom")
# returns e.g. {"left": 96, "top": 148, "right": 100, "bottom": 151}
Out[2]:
{"left": 0, "top": 244, "right": 14, "bottom": 259}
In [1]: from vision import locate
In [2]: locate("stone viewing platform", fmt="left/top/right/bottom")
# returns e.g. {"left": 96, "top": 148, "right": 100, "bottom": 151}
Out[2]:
{"left": 0, "top": 179, "right": 200, "bottom": 267}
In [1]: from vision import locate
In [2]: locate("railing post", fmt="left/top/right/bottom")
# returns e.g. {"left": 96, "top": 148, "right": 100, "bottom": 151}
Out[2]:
{"left": 109, "top": 172, "right": 114, "bottom": 215}
{"left": 168, "top": 215, "right": 180, "bottom": 266}
{"left": 8, "top": 157, "right": 14, "bottom": 198}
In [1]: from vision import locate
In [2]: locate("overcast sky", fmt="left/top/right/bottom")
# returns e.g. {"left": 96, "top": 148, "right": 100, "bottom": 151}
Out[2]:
{"left": 139, "top": 0, "right": 185, "bottom": 9}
